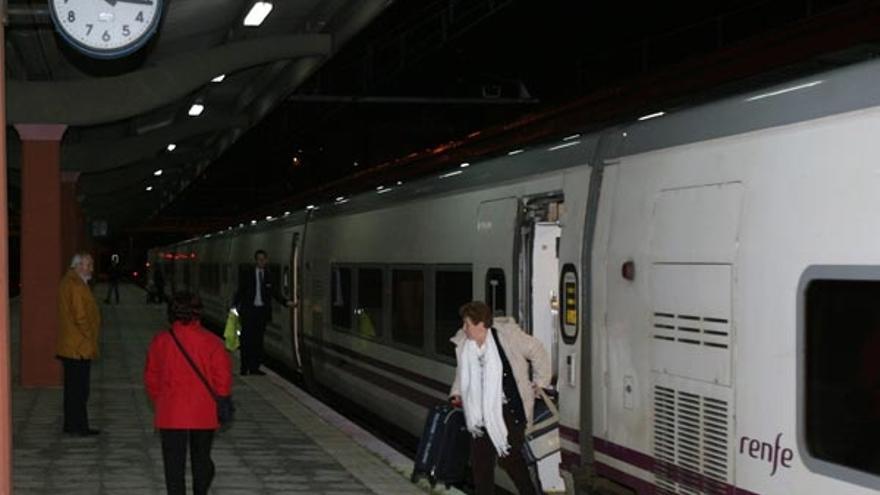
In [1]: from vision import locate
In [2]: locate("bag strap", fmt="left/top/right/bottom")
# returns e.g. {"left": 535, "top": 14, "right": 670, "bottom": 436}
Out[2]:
{"left": 169, "top": 328, "right": 219, "bottom": 401}
{"left": 535, "top": 386, "right": 560, "bottom": 420}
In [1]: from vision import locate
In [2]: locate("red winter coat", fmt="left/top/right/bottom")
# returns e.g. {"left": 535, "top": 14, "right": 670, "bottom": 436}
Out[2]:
{"left": 144, "top": 321, "right": 232, "bottom": 429}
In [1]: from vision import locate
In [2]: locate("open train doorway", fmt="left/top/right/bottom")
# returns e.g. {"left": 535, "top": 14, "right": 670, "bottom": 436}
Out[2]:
{"left": 518, "top": 195, "right": 563, "bottom": 373}
{"left": 518, "top": 194, "right": 565, "bottom": 492}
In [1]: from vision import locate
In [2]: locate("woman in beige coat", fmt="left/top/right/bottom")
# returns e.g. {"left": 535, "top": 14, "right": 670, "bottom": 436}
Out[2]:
{"left": 449, "top": 301, "right": 551, "bottom": 495}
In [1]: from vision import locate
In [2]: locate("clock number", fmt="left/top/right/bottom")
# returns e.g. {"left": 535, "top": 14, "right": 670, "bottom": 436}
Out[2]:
{"left": 136, "top": 11, "right": 145, "bottom": 23}
{"left": 102, "top": 31, "right": 110, "bottom": 42}
{"left": 123, "top": 25, "right": 131, "bottom": 37}
{"left": 86, "top": 24, "right": 94, "bottom": 36}
{"left": 67, "top": 11, "right": 75, "bottom": 23}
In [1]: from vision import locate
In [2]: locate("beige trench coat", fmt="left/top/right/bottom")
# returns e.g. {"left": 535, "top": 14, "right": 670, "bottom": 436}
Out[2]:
{"left": 449, "top": 316, "right": 551, "bottom": 427}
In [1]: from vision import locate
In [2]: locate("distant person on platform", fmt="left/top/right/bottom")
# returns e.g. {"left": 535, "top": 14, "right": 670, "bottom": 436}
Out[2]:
{"left": 104, "top": 254, "right": 122, "bottom": 304}
{"left": 232, "top": 250, "right": 293, "bottom": 375}
{"left": 57, "top": 252, "right": 102, "bottom": 436}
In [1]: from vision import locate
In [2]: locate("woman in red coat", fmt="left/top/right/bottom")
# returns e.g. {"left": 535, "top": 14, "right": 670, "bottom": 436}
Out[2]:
{"left": 145, "top": 292, "right": 232, "bottom": 495}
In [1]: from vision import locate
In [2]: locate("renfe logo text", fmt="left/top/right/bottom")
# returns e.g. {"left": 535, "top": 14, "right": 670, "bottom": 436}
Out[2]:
{"left": 739, "top": 433, "right": 794, "bottom": 476}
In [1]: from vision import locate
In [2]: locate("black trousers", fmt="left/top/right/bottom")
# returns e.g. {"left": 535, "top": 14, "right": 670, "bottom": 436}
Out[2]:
{"left": 160, "top": 429, "right": 215, "bottom": 495}
{"left": 60, "top": 357, "right": 91, "bottom": 432}
{"left": 240, "top": 308, "right": 268, "bottom": 373}
{"left": 104, "top": 280, "right": 119, "bottom": 303}
{"left": 471, "top": 410, "right": 539, "bottom": 495}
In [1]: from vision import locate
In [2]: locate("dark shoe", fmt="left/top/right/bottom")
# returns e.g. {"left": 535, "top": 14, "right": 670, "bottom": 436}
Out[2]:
{"left": 251, "top": 370, "right": 267, "bottom": 376}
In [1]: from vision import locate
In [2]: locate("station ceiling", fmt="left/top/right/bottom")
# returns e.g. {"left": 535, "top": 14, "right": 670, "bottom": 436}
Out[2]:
{"left": 5, "top": 0, "right": 880, "bottom": 245}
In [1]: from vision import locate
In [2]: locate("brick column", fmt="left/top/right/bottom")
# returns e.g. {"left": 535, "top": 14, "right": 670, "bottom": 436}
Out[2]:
{"left": 14, "top": 123, "right": 67, "bottom": 388}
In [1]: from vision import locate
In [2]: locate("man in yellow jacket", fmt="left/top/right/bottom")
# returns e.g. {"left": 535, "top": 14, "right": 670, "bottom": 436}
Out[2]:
{"left": 57, "top": 252, "right": 101, "bottom": 436}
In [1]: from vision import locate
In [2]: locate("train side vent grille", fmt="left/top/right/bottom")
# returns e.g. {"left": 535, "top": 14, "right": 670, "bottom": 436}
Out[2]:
{"left": 652, "top": 312, "right": 730, "bottom": 349}
{"left": 653, "top": 386, "right": 730, "bottom": 494}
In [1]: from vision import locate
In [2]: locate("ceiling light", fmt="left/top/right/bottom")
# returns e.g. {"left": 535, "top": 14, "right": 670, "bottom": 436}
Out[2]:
{"left": 549, "top": 141, "right": 581, "bottom": 151}
{"left": 153, "top": 169, "right": 163, "bottom": 176}
{"left": 335, "top": 196, "right": 345, "bottom": 202}
{"left": 563, "top": 134, "right": 581, "bottom": 141}
{"left": 396, "top": 181, "right": 403, "bottom": 186}
{"left": 284, "top": 211, "right": 291, "bottom": 216}
{"left": 211, "top": 74, "right": 226, "bottom": 83}
{"left": 353, "top": 161, "right": 359, "bottom": 167}
{"left": 188, "top": 104, "right": 204, "bottom": 117}
{"left": 166, "top": 143, "right": 177, "bottom": 152}
{"left": 637, "top": 111, "right": 665, "bottom": 121}
{"left": 306, "top": 205, "right": 316, "bottom": 210}
{"left": 460, "top": 162, "right": 470, "bottom": 168}
{"left": 266, "top": 215, "right": 274, "bottom": 221}
{"left": 508, "top": 149, "right": 524, "bottom": 156}
{"left": 244, "top": 1, "right": 273, "bottom": 26}
{"left": 440, "top": 170, "right": 463, "bottom": 179}
{"left": 145, "top": 186, "right": 153, "bottom": 191}
{"left": 378, "top": 187, "right": 392, "bottom": 194}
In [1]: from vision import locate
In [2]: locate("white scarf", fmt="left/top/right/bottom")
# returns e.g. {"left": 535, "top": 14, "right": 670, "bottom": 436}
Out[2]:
{"left": 459, "top": 330, "right": 509, "bottom": 456}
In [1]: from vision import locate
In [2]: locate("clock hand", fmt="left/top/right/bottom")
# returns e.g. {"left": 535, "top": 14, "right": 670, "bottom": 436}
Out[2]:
{"left": 105, "top": 0, "right": 155, "bottom": 5}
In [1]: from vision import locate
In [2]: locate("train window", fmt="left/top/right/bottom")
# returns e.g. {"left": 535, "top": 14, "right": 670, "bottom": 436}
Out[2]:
{"left": 357, "top": 268, "right": 383, "bottom": 338}
{"left": 435, "top": 269, "right": 472, "bottom": 357}
{"left": 331, "top": 266, "right": 352, "bottom": 330}
{"left": 805, "top": 278, "right": 880, "bottom": 476}
{"left": 485, "top": 268, "right": 506, "bottom": 316}
{"left": 392, "top": 269, "right": 424, "bottom": 348}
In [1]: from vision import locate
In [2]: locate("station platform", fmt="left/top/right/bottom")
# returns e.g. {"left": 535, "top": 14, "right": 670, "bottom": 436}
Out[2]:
{"left": 10, "top": 284, "right": 458, "bottom": 495}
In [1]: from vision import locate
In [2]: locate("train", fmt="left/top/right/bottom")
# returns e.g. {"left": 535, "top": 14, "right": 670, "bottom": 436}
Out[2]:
{"left": 147, "top": 57, "right": 880, "bottom": 494}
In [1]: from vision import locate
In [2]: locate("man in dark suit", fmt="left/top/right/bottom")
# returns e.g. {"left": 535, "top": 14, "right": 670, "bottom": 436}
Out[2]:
{"left": 233, "top": 249, "right": 293, "bottom": 375}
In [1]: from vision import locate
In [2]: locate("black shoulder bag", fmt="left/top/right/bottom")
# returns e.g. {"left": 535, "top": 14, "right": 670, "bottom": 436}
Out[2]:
{"left": 169, "top": 329, "right": 235, "bottom": 427}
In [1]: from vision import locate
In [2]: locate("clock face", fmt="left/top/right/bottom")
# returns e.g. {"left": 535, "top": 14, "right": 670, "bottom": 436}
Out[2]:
{"left": 49, "top": 0, "right": 163, "bottom": 59}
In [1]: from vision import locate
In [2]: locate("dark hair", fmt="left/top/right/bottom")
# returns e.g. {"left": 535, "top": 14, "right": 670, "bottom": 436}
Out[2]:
{"left": 459, "top": 301, "right": 493, "bottom": 328}
{"left": 254, "top": 249, "right": 268, "bottom": 260}
{"left": 168, "top": 291, "right": 203, "bottom": 324}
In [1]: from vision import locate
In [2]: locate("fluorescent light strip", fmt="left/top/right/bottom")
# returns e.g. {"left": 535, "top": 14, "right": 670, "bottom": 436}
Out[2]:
{"left": 377, "top": 188, "right": 392, "bottom": 194}
{"left": 637, "top": 111, "right": 665, "bottom": 121}
{"left": 166, "top": 143, "right": 176, "bottom": 152}
{"left": 548, "top": 141, "right": 581, "bottom": 151}
{"left": 153, "top": 169, "right": 163, "bottom": 176}
{"left": 744, "top": 80, "right": 823, "bottom": 102}
{"left": 507, "top": 149, "right": 525, "bottom": 156}
{"left": 211, "top": 74, "right": 226, "bottom": 83}
{"left": 243, "top": 1, "right": 273, "bottom": 26}
{"left": 439, "top": 170, "right": 464, "bottom": 179}
{"left": 563, "top": 134, "right": 581, "bottom": 141}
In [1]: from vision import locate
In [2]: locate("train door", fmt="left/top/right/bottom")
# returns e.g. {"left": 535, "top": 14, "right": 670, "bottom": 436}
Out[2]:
{"left": 288, "top": 232, "right": 302, "bottom": 370}
{"left": 475, "top": 198, "right": 518, "bottom": 316}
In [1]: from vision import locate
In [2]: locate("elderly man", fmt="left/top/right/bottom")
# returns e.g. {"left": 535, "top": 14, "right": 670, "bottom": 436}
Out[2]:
{"left": 57, "top": 252, "right": 102, "bottom": 436}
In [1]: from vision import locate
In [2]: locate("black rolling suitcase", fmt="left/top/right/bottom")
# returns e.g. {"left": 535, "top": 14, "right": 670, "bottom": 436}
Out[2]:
{"left": 411, "top": 404, "right": 471, "bottom": 487}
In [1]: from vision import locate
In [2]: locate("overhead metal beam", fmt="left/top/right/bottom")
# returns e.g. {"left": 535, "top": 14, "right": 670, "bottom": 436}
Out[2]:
{"left": 287, "top": 95, "right": 539, "bottom": 105}
{"left": 7, "top": 34, "right": 333, "bottom": 125}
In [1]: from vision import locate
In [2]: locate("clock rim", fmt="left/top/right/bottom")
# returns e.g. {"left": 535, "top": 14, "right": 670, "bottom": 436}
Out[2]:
{"left": 48, "top": 0, "right": 164, "bottom": 60}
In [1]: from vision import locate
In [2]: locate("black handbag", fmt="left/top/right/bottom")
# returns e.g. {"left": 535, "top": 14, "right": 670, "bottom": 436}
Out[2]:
{"left": 169, "top": 329, "right": 235, "bottom": 427}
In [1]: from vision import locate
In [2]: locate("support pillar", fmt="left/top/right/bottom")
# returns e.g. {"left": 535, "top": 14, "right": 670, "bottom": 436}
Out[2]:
{"left": 0, "top": 19, "right": 12, "bottom": 495}
{"left": 14, "top": 124, "right": 67, "bottom": 388}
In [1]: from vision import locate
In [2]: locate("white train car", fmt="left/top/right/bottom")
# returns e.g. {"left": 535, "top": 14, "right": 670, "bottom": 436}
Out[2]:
{"left": 151, "top": 58, "right": 880, "bottom": 494}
